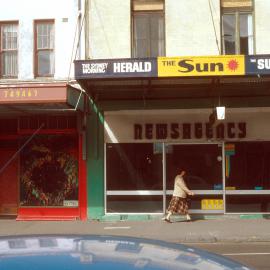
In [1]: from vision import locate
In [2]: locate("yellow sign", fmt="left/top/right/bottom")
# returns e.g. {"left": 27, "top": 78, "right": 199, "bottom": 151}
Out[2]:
{"left": 225, "top": 186, "right": 236, "bottom": 190}
{"left": 3, "top": 89, "right": 38, "bottom": 99}
{"left": 158, "top": 55, "right": 245, "bottom": 77}
{"left": 201, "top": 199, "right": 224, "bottom": 210}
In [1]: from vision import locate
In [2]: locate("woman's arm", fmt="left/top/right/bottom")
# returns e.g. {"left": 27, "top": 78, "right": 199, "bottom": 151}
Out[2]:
{"left": 178, "top": 178, "right": 194, "bottom": 196}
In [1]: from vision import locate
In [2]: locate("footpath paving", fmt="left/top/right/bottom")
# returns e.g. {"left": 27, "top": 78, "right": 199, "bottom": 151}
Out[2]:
{"left": 0, "top": 215, "right": 269, "bottom": 243}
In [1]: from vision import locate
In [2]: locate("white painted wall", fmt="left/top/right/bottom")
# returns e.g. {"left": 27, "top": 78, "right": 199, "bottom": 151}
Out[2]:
{"left": 0, "top": 0, "right": 80, "bottom": 80}
{"left": 165, "top": 0, "right": 221, "bottom": 56}
{"left": 89, "top": 0, "right": 131, "bottom": 59}
{"left": 88, "top": 0, "right": 221, "bottom": 59}
{"left": 254, "top": 0, "right": 270, "bottom": 54}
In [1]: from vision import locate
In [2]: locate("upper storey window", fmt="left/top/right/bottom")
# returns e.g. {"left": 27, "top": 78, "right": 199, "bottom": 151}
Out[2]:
{"left": 34, "top": 20, "right": 54, "bottom": 77}
{"left": 221, "top": 0, "right": 254, "bottom": 55}
{"left": 0, "top": 22, "right": 18, "bottom": 78}
{"left": 132, "top": 0, "right": 165, "bottom": 58}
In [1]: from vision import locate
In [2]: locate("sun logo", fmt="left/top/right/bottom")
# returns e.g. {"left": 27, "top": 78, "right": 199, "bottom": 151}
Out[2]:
{"left": 227, "top": 59, "right": 239, "bottom": 71}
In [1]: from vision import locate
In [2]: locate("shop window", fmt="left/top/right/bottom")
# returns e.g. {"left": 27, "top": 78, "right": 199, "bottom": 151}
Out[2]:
{"left": 8, "top": 240, "right": 26, "bottom": 249}
{"left": 34, "top": 20, "right": 54, "bottom": 77}
{"left": 107, "top": 195, "right": 163, "bottom": 213}
{"left": 106, "top": 143, "right": 163, "bottom": 213}
{"left": 0, "top": 22, "right": 18, "bottom": 78}
{"left": 166, "top": 144, "right": 223, "bottom": 191}
{"left": 226, "top": 195, "right": 270, "bottom": 213}
{"left": 20, "top": 135, "right": 78, "bottom": 207}
{"left": 39, "top": 238, "right": 57, "bottom": 248}
{"left": 106, "top": 143, "right": 163, "bottom": 190}
{"left": 221, "top": 0, "right": 254, "bottom": 55}
{"left": 226, "top": 142, "right": 270, "bottom": 190}
{"left": 225, "top": 142, "right": 270, "bottom": 213}
{"left": 132, "top": 0, "right": 165, "bottom": 58}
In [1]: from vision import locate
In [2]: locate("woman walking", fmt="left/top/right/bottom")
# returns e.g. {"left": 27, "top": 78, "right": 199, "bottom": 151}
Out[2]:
{"left": 164, "top": 169, "right": 194, "bottom": 223}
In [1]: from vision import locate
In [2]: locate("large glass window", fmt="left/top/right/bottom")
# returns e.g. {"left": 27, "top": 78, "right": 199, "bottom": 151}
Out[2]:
{"left": 107, "top": 195, "right": 163, "bottom": 213}
{"left": 34, "top": 20, "right": 54, "bottom": 77}
{"left": 106, "top": 143, "right": 163, "bottom": 213}
{"left": 226, "top": 195, "right": 270, "bottom": 213}
{"left": 226, "top": 142, "right": 270, "bottom": 190}
{"left": 132, "top": 0, "right": 165, "bottom": 58}
{"left": 165, "top": 144, "right": 224, "bottom": 213}
{"left": 222, "top": 12, "right": 253, "bottom": 55}
{"left": 20, "top": 135, "right": 78, "bottom": 207}
{"left": 0, "top": 22, "right": 18, "bottom": 78}
{"left": 106, "top": 140, "right": 270, "bottom": 214}
{"left": 225, "top": 142, "right": 270, "bottom": 213}
{"left": 166, "top": 144, "right": 223, "bottom": 191}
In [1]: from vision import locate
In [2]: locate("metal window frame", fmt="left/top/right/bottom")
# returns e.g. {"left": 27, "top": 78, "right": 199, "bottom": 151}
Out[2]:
{"left": 105, "top": 142, "right": 226, "bottom": 215}
{"left": 105, "top": 141, "right": 270, "bottom": 216}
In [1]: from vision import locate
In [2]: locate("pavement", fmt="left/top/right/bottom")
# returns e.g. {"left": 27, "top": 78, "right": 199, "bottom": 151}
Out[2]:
{"left": 0, "top": 215, "right": 269, "bottom": 243}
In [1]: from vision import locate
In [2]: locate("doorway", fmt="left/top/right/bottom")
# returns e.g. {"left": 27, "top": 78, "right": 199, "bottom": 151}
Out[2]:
{"left": 165, "top": 143, "right": 224, "bottom": 214}
{"left": 0, "top": 141, "right": 18, "bottom": 217}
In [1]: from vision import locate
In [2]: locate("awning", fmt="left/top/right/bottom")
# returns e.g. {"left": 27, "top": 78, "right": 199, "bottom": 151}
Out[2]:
{"left": 0, "top": 82, "right": 85, "bottom": 115}
{"left": 74, "top": 55, "right": 270, "bottom": 108}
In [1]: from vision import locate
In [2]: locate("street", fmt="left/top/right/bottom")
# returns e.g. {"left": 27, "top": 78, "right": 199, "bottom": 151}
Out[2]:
{"left": 0, "top": 218, "right": 270, "bottom": 269}
{"left": 188, "top": 242, "right": 270, "bottom": 270}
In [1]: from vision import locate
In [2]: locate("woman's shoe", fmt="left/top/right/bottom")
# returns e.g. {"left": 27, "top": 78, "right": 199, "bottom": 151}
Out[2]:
{"left": 164, "top": 218, "right": 172, "bottom": 223}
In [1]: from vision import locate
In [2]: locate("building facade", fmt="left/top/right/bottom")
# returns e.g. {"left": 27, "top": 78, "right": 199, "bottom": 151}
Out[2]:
{"left": 0, "top": 0, "right": 87, "bottom": 220}
{"left": 1, "top": 0, "right": 270, "bottom": 221}
{"left": 76, "top": 0, "right": 270, "bottom": 220}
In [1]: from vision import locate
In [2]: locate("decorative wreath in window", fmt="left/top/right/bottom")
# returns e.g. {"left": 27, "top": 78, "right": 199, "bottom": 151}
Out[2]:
{"left": 20, "top": 137, "right": 78, "bottom": 206}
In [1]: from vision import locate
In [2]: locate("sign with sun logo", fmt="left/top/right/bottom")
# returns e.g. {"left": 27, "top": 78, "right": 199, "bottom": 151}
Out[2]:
{"left": 158, "top": 55, "right": 245, "bottom": 77}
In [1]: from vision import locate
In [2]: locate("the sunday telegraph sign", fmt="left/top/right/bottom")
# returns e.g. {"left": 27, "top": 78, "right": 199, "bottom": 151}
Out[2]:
{"left": 75, "top": 54, "right": 270, "bottom": 79}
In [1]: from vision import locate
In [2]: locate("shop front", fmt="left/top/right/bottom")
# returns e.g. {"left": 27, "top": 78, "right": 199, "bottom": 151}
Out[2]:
{"left": 75, "top": 55, "right": 270, "bottom": 220}
{"left": 0, "top": 83, "right": 87, "bottom": 220}
{"left": 104, "top": 108, "right": 270, "bottom": 216}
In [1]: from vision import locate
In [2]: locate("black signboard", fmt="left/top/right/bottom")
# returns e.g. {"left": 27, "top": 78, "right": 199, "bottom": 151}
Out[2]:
{"left": 75, "top": 58, "right": 157, "bottom": 79}
{"left": 246, "top": 54, "right": 270, "bottom": 75}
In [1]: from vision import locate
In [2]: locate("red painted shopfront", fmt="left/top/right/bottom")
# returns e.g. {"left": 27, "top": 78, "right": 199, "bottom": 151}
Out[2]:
{"left": 0, "top": 83, "right": 87, "bottom": 221}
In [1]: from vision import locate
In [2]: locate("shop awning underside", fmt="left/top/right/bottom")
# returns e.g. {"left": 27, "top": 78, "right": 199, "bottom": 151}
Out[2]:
{"left": 77, "top": 76, "right": 270, "bottom": 109}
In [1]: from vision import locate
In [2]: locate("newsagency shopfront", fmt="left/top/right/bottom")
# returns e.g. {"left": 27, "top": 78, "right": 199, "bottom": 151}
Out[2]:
{"left": 75, "top": 55, "right": 270, "bottom": 220}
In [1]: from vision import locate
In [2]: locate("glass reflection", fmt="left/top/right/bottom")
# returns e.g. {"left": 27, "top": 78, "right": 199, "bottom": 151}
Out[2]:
{"left": 222, "top": 14, "right": 236, "bottom": 54}
{"left": 166, "top": 144, "right": 223, "bottom": 191}
{"left": 0, "top": 236, "right": 251, "bottom": 270}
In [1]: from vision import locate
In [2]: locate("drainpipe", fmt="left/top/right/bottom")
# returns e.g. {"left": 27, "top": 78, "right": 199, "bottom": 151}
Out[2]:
{"left": 77, "top": 0, "right": 82, "bottom": 59}
{"left": 85, "top": 0, "right": 90, "bottom": 59}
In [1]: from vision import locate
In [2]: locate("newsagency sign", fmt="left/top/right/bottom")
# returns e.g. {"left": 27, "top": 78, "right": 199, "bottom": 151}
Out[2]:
{"left": 75, "top": 58, "right": 157, "bottom": 79}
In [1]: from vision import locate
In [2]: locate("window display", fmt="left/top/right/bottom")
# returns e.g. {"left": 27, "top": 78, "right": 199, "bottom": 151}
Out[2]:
{"left": 20, "top": 135, "right": 78, "bottom": 207}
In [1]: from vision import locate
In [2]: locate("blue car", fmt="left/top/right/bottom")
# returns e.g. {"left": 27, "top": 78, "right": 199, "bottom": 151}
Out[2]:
{"left": 0, "top": 235, "right": 252, "bottom": 270}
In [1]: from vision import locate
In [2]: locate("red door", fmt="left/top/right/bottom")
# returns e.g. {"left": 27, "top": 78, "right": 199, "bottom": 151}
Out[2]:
{"left": 0, "top": 144, "right": 18, "bottom": 216}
